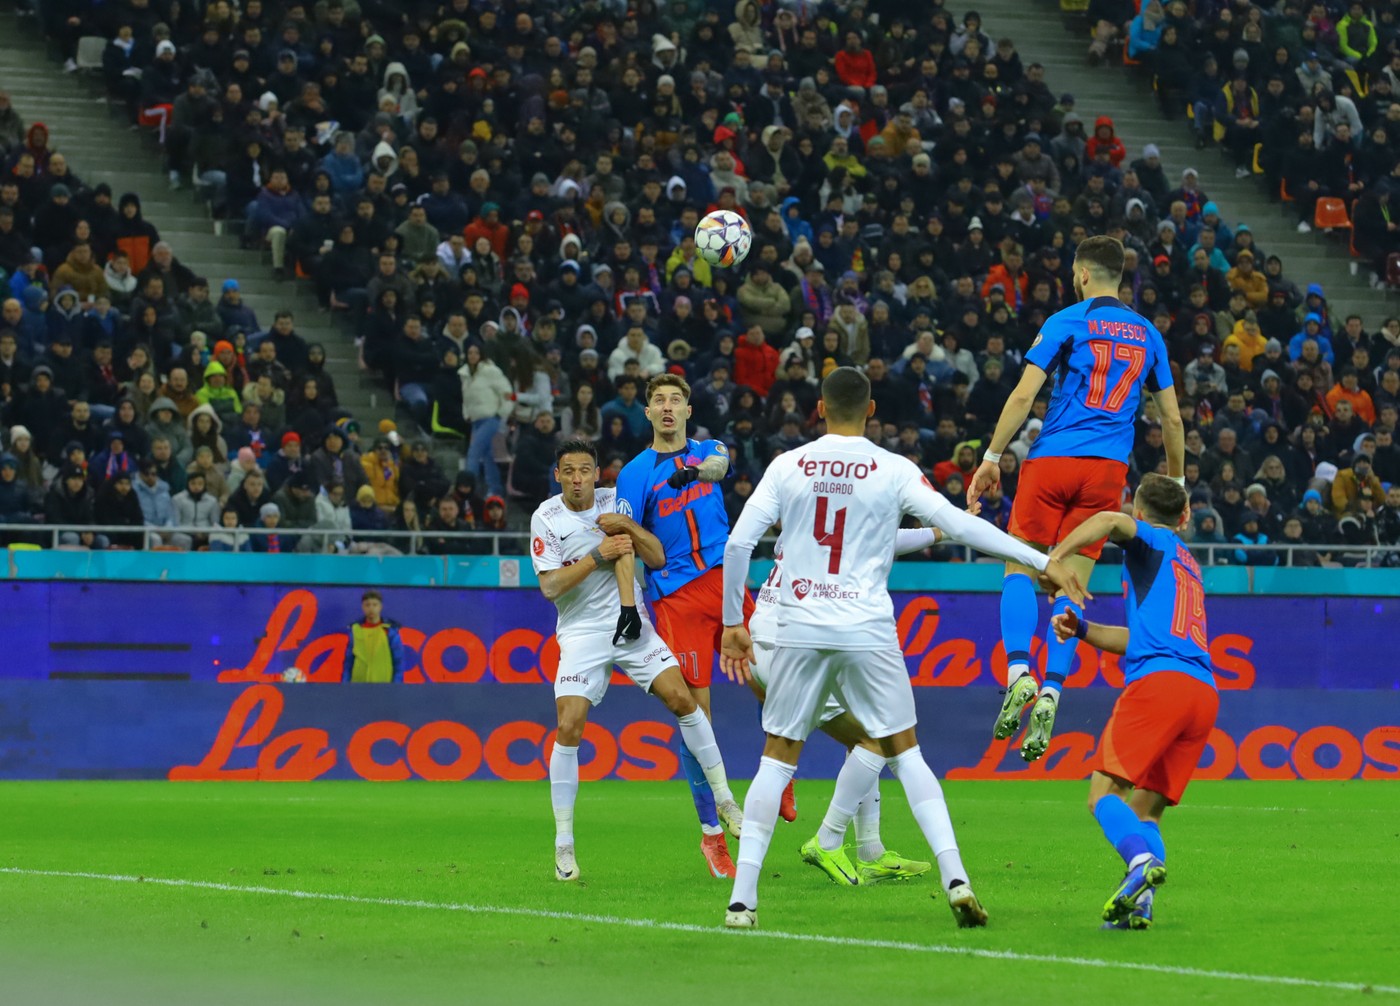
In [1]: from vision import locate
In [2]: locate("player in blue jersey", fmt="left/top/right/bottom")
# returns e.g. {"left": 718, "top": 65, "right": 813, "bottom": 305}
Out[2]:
{"left": 608, "top": 373, "right": 756, "bottom": 879}
{"left": 967, "top": 236, "right": 1186, "bottom": 762}
{"left": 1047, "top": 474, "right": 1219, "bottom": 929}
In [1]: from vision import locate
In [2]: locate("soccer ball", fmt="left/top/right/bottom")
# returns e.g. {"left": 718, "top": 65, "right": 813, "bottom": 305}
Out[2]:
{"left": 695, "top": 209, "right": 752, "bottom": 268}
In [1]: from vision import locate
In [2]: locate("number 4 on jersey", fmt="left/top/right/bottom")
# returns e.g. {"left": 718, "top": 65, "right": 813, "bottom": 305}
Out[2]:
{"left": 812, "top": 496, "right": 847, "bottom": 575}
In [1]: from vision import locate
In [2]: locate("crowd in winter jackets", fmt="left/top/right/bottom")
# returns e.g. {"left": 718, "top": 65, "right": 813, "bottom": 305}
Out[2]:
{"left": 9, "top": 1, "right": 1400, "bottom": 559}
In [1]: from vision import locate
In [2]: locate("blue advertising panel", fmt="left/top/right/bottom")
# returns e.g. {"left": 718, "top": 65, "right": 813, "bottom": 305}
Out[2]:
{"left": 0, "top": 582, "right": 1395, "bottom": 781}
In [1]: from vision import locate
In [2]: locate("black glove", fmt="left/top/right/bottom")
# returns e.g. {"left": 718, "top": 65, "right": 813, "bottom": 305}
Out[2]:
{"left": 667, "top": 465, "right": 701, "bottom": 490}
{"left": 613, "top": 605, "right": 642, "bottom": 645}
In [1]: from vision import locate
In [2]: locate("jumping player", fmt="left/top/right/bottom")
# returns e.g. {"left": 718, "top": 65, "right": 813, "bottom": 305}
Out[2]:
{"left": 612, "top": 374, "right": 755, "bottom": 878}
{"left": 532, "top": 439, "right": 743, "bottom": 883}
{"left": 1047, "top": 474, "right": 1219, "bottom": 929}
{"left": 719, "top": 367, "right": 1085, "bottom": 929}
{"left": 747, "top": 531, "right": 941, "bottom": 884}
{"left": 967, "top": 236, "right": 1186, "bottom": 762}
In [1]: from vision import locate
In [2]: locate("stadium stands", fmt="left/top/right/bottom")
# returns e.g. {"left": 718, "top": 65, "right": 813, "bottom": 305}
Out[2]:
{"left": 1, "top": 0, "right": 1398, "bottom": 562}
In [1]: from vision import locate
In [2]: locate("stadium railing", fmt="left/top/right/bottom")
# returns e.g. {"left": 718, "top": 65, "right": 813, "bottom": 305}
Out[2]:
{"left": 0, "top": 525, "right": 1394, "bottom": 568}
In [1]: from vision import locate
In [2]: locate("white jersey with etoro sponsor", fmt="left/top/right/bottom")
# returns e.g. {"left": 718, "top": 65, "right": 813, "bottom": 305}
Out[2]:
{"left": 734, "top": 435, "right": 957, "bottom": 651}
{"left": 530, "top": 488, "right": 648, "bottom": 641}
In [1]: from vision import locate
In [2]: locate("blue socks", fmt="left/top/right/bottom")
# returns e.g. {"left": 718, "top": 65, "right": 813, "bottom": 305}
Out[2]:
{"left": 679, "top": 738, "right": 719, "bottom": 829}
{"left": 1000, "top": 572, "right": 1038, "bottom": 679}
{"left": 1094, "top": 794, "right": 1165, "bottom": 866}
{"left": 1142, "top": 819, "right": 1166, "bottom": 861}
{"left": 1043, "top": 596, "right": 1083, "bottom": 696}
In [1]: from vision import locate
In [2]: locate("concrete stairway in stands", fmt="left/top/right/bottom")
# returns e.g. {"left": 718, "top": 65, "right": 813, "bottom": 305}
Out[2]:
{"left": 0, "top": 11, "right": 393, "bottom": 430}
{"left": 978, "top": 0, "right": 1383, "bottom": 327}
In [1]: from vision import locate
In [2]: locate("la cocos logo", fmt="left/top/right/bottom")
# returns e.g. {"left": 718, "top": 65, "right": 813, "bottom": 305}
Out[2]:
{"left": 791, "top": 578, "right": 813, "bottom": 600}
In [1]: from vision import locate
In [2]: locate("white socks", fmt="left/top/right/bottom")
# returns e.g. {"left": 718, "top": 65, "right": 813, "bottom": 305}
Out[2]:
{"left": 677, "top": 710, "right": 734, "bottom": 805}
{"left": 550, "top": 742, "right": 579, "bottom": 849}
{"left": 817, "top": 746, "right": 885, "bottom": 852}
{"left": 887, "top": 745, "right": 968, "bottom": 891}
{"left": 730, "top": 756, "right": 795, "bottom": 909}
{"left": 854, "top": 787, "right": 884, "bottom": 863}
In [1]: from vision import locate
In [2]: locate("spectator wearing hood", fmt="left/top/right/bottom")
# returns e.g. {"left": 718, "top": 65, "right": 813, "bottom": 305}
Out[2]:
{"left": 89, "top": 429, "right": 136, "bottom": 489}
{"left": 1290, "top": 313, "right": 1335, "bottom": 364}
{"left": 49, "top": 243, "right": 106, "bottom": 303}
{"left": 0, "top": 452, "right": 35, "bottom": 524}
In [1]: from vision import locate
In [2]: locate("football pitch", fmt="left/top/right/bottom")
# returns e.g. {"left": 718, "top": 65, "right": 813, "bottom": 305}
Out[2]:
{"left": 1, "top": 780, "right": 1395, "bottom": 1006}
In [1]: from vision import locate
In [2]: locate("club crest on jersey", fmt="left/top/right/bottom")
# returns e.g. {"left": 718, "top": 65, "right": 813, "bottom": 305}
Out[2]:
{"left": 531, "top": 537, "right": 545, "bottom": 556}
{"left": 616, "top": 497, "right": 634, "bottom": 518}
{"left": 791, "top": 578, "right": 813, "bottom": 600}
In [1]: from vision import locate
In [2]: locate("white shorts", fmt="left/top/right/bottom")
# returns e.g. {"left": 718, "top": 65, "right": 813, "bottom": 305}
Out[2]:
{"left": 753, "top": 641, "right": 846, "bottom": 727}
{"left": 762, "top": 646, "right": 916, "bottom": 742}
{"left": 554, "top": 624, "right": 677, "bottom": 706}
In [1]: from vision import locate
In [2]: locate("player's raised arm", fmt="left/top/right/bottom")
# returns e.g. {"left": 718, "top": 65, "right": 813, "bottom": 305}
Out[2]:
{"left": 901, "top": 465, "right": 1089, "bottom": 605}
{"left": 1049, "top": 510, "right": 1138, "bottom": 565}
{"left": 675, "top": 440, "right": 731, "bottom": 487}
{"left": 1152, "top": 383, "right": 1187, "bottom": 480}
{"left": 719, "top": 464, "right": 783, "bottom": 680}
{"left": 967, "top": 363, "right": 1049, "bottom": 511}
{"left": 895, "top": 527, "right": 941, "bottom": 555}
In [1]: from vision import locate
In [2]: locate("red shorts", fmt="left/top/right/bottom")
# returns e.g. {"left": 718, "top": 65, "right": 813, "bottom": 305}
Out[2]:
{"left": 650, "top": 566, "right": 754, "bottom": 688}
{"left": 1090, "top": 672, "right": 1219, "bottom": 806}
{"left": 1008, "top": 456, "right": 1129, "bottom": 558}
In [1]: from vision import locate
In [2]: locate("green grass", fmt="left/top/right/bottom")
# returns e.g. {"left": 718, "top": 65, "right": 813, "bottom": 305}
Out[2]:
{"left": 1, "top": 781, "right": 1396, "bottom": 1006}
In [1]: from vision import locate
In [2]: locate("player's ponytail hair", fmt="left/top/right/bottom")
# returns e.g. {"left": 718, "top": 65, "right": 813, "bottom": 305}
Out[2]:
{"left": 1073, "top": 235, "right": 1126, "bottom": 282}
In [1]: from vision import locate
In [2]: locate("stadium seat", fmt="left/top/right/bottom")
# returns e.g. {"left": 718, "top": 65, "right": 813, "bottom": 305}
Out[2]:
{"left": 75, "top": 36, "right": 106, "bottom": 73}
{"left": 1314, "top": 197, "right": 1351, "bottom": 232}
{"left": 1279, "top": 178, "right": 1294, "bottom": 203}
{"left": 1251, "top": 144, "right": 1263, "bottom": 175}
{"left": 1342, "top": 67, "right": 1368, "bottom": 98}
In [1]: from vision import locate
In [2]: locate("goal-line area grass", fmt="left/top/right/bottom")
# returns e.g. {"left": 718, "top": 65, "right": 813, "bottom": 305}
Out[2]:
{"left": 0, "top": 780, "right": 1393, "bottom": 1006}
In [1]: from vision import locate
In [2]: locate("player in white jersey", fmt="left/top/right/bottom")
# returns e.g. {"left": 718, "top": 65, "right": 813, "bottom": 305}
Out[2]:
{"left": 531, "top": 439, "right": 743, "bottom": 882}
{"left": 749, "top": 532, "right": 941, "bottom": 884}
{"left": 719, "top": 368, "right": 1085, "bottom": 929}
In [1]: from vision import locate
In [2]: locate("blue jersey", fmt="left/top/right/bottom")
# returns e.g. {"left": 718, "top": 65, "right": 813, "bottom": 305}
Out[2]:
{"left": 615, "top": 439, "right": 731, "bottom": 602}
{"left": 1025, "top": 297, "right": 1173, "bottom": 463}
{"left": 1120, "top": 521, "right": 1217, "bottom": 689}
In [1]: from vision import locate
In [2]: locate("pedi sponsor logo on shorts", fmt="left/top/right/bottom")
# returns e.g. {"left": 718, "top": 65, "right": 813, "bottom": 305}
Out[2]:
{"left": 790, "top": 578, "right": 860, "bottom": 601}
{"left": 556, "top": 673, "right": 587, "bottom": 685}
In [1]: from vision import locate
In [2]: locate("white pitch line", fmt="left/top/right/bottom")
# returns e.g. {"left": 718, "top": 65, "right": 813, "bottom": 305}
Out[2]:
{"left": 1, "top": 867, "right": 1393, "bottom": 996}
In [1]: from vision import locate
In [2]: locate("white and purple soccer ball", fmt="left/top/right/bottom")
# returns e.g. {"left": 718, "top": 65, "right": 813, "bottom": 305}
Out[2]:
{"left": 694, "top": 209, "right": 753, "bottom": 268}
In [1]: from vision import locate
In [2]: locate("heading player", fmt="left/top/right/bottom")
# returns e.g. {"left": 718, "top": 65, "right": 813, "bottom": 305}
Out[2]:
{"left": 747, "top": 531, "right": 942, "bottom": 885}
{"left": 531, "top": 439, "right": 743, "bottom": 883}
{"left": 719, "top": 367, "right": 1085, "bottom": 930}
{"left": 614, "top": 374, "right": 755, "bottom": 879}
{"left": 967, "top": 236, "right": 1186, "bottom": 762}
{"left": 1047, "top": 474, "right": 1219, "bottom": 929}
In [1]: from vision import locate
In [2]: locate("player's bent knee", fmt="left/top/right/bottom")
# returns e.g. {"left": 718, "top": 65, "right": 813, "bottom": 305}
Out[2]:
{"left": 652, "top": 667, "right": 696, "bottom": 716}
{"left": 874, "top": 727, "right": 919, "bottom": 759}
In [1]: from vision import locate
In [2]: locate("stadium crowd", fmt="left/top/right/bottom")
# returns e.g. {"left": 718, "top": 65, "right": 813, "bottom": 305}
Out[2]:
{"left": 0, "top": 0, "right": 1399, "bottom": 561}
{"left": 1098, "top": 0, "right": 1400, "bottom": 281}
